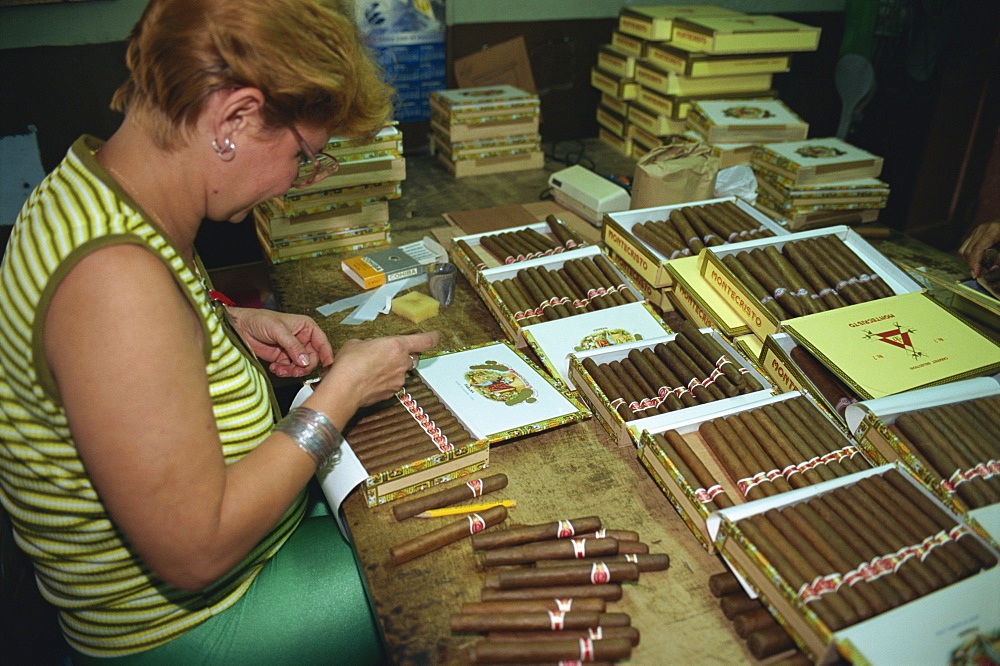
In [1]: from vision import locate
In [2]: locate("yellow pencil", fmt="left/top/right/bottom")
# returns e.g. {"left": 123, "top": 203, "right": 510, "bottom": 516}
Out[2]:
{"left": 415, "top": 500, "right": 516, "bottom": 519}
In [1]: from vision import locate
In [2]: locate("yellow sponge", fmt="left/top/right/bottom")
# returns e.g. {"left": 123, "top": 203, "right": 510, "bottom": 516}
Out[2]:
{"left": 391, "top": 291, "right": 440, "bottom": 324}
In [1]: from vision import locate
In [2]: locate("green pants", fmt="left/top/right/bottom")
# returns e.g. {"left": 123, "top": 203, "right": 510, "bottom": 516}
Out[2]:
{"left": 70, "top": 492, "right": 386, "bottom": 665}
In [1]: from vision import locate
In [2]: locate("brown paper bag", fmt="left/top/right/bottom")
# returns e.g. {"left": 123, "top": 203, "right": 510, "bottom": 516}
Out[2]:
{"left": 629, "top": 141, "right": 719, "bottom": 209}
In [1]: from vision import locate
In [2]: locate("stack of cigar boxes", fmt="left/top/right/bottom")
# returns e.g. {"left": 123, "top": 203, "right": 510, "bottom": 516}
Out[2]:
{"left": 254, "top": 124, "right": 404, "bottom": 263}
{"left": 684, "top": 98, "right": 808, "bottom": 168}
{"left": 752, "top": 137, "right": 891, "bottom": 230}
{"left": 430, "top": 86, "right": 543, "bottom": 178}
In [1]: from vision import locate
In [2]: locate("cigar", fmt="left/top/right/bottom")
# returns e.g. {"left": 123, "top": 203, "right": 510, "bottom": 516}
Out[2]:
{"left": 545, "top": 214, "right": 582, "bottom": 249}
{"left": 771, "top": 400, "right": 853, "bottom": 477}
{"left": 574, "top": 528, "right": 639, "bottom": 542}
{"left": 517, "top": 268, "right": 562, "bottom": 321}
{"left": 608, "top": 360, "right": 662, "bottom": 418}
{"left": 700, "top": 203, "right": 745, "bottom": 242}
{"left": 468, "top": 637, "right": 633, "bottom": 663}
{"left": 618, "top": 357, "right": 670, "bottom": 415}
{"left": 481, "top": 584, "right": 623, "bottom": 602}
{"left": 350, "top": 408, "right": 458, "bottom": 452}
{"left": 581, "top": 357, "right": 635, "bottom": 422}
{"left": 765, "top": 245, "right": 826, "bottom": 315}
{"left": 576, "top": 258, "right": 624, "bottom": 307}
{"left": 720, "top": 200, "right": 776, "bottom": 238}
{"left": 708, "top": 571, "right": 742, "bottom": 598}
{"left": 659, "top": 341, "right": 721, "bottom": 402}
{"left": 676, "top": 321, "right": 749, "bottom": 388}
{"left": 484, "top": 562, "right": 640, "bottom": 589}
{"left": 783, "top": 240, "right": 849, "bottom": 310}
{"left": 758, "top": 403, "right": 837, "bottom": 483}
{"left": 785, "top": 396, "right": 866, "bottom": 474}
{"left": 486, "top": 625, "right": 639, "bottom": 645}
{"left": 733, "top": 410, "right": 807, "bottom": 490}
{"left": 669, "top": 208, "right": 705, "bottom": 254}
{"left": 523, "top": 227, "right": 560, "bottom": 254}
{"left": 481, "top": 537, "right": 620, "bottom": 567}
{"left": 722, "top": 253, "right": 788, "bottom": 320}
{"left": 698, "top": 419, "right": 770, "bottom": 501}
{"left": 499, "top": 231, "right": 538, "bottom": 261}
{"left": 594, "top": 255, "right": 639, "bottom": 303}
{"left": 800, "top": 238, "right": 875, "bottom": 304}
{"left": 683, "top": 205, "right": 724, "bottom": 247}
{"left": 472, "top": 516, "right": 602, "bottom": 550}
{"left": 746, "top": 625, "right": 796, "bottom": 660}
{"left": 742, "top": 248, "right": 810, "bottom": 318}
{"left": 390, "top": 505, "right": 507, "bottom": 565}
{"left": 457, "top": 239, "right": 490, "bottom": 271}
{"left": 546, "top": 265, "right": 591, "bottom": 313}
{"left": 393, "top": 473, "right": 509, "bottom": 521}
{"left": 532, "top": 553, "right": 669, "bottom": 572}
{"left": 480, "top": 233, "right": 522, "bottom": 264}
{"left": 719, "top": 593, "right": 761, "bottom": 619}
{"left": 672, "top": 333, "right": 740, "bottom": 398}
{"left": 528, "top": 267, "right": 574, "bottom": 319}
{"left": 653, "top": 431, "right": 734, "bottom": 510}
{"left": 732, "top": 607, "right": 779, "bottom": 639}
{"left": 632, "top": 222, "right": 687, "bottom": 259}
{"left": 819, "top": 235, "right": 895, "bottom": 299}
{"left": 451, "top": 611, "right": 631, "bottom": 633}
{"left": 461, "top": 598, "right": 606, "bottom": 615}
{"left": 789, "top": 346, "right": 859, "bottom": 416}
{"left": 493, "top": 278, "right": 542, "bottom": 325}
{"left": 723, "top": 414, "right": 793, "bottom": 495}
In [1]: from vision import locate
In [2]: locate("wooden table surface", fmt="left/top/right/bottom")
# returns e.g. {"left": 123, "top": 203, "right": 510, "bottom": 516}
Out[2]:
{"left": 266, "top": 139, "right": 971, "bottom": 665}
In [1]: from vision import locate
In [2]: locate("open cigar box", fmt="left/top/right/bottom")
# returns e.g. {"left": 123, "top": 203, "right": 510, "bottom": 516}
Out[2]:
{"left": 607, "top": 253, "right": 674, "bottom": 313}
{"left": 844, "top": 377, "right": 1000, "bottom": 545}
{"left": 666, "top": 254, "right": 751, "bottom": 337}
{"left": 448, "top": 219, "right": 588, "bottom": 287}
{"left": 698, "top": 224, "right": 922, "bottom": 342}
{"left": 710, "top": 464, "right": 1000, "bottom": 665}
{"left": 345, "top": 341, "right": 590, "bottom": 506}
{"left": 635, "top": 390, "right": 873, "bottom": 552}
{"left": 567, "top": 325, "right": 773, "bottom": 449}
{"left": 603, "top": 196, "right": 787, "bottom": 289}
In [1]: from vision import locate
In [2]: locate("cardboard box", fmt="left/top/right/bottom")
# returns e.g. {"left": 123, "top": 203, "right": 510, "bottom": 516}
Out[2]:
{"left": 698, "top": 225, "right": 922, "bottom": 341}
{"left": 617, "top": 5, "right": 744, "bottom": 41}
{"left": 596, "top": 104, "right": 629, "bottom": 137}
{"left": 844, "top": 377, "right": 1000, "bottom": 543}
{"left": 752, "top": 138, "right": 884, "bottom": 186}
{"left": 568, "top": 329, "right": 772, "bottom": 448}
{"left": 353, "top": 341, "right": 591, "bottom": 506}
{"left": 448, "top": 220, "right": 587, "bottom": 286}
{"left": 636, "top": 390, "right": 863, "bottom": 551}
{"left": 598, "top": 127, "right": 634, "bottom": 158}
{"left": 603, "top": 196, "right": 787, "bottom": 289}
{"left": 590, "top": 66, "right": 639, "bottom": 100}
{"left": 599, "top": 92, "right": 630, "bottom": 118}
{"left": 647, "top": 42, "right": 791, "bottom": 77}
{"left": 596, "top": 43, "right": 639, "bottom": 79}
{"left": 635, "top": 60, "right": 773, "bottom": 97}
{"left": 666, "top": 254, "right": 751, "bottom": 337}
{"left": 711, "top": 464, "right": 1000, "bottom": 664}
{"left": 434, "top": 143, "right": 545, "bottom": 178}
{"left": 686, "top": 99, "right": 809, "bottom": 144}
{"left": 341, "top": 238, "right": 437, "bottom": 289}
{"left": 671, "top": 15, "right": 822, "bottom": 54}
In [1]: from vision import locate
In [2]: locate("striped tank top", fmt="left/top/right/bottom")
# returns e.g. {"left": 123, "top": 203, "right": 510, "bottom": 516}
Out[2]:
{"left": 0, "top": 135, "right": 305, "bottom": 656}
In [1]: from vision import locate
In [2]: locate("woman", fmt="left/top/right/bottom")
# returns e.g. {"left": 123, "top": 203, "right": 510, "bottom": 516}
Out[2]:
{"left": 0, "top": 0, "right": 436, "bottom": 662}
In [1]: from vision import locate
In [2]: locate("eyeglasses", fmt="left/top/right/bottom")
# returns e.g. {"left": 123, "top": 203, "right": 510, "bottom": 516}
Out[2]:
{"left": 290, "top": 126, "right": 339, "bottom": 188}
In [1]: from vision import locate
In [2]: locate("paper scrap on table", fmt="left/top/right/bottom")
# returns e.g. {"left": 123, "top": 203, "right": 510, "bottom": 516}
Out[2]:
{"left": 290, "top": 384, "right": 369, "bottom": 541}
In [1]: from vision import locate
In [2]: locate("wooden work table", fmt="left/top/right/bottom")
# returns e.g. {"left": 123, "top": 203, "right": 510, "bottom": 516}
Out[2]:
{"left": 265, "top": 139, "right": 973, "bottom": 665}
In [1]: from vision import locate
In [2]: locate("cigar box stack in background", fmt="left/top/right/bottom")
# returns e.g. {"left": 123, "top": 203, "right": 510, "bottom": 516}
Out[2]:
{"left": 254, "top": 124, "right": 404, "bottom": 263}
{"left": 751, "top": 136, "right": 891, "bottom": 230}
{"left": 430, "top": 86, "right": 544, "bottom": 178}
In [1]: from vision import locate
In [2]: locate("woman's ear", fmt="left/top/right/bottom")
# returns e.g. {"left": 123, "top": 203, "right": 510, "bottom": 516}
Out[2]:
{"left": 213, "top": 87, "right": 266, "bottom": 144}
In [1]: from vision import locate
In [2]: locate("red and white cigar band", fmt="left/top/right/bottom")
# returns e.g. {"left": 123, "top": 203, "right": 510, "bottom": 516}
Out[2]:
{"left": 590, "top": 562, "right": 611, "bottom": 584}
{"left": 737, "top": 472, "right": 770, "bottom": 496}
{"left": 466, "top": 478, "right": 484, "bottom": 497}
{"left": 579, "top": 638, "right": 596, "bottom": 661}
{"left": 694, "top": 484, "right": 726, "bottom": 503}
{"left": 571, "top": 538, "right": 588, "bottom": 558}
{"left": 556, "top": 598, "right": 573, "bottom": 612}
{"left": 557, "top": 520, "right": 576, "bottom": 538}
{"left": 547, "top": 610, "right": 566, "bottom": 630}
{"left": 587, "top": 627, "right": 603, "bottom": 640}
{"left": 942, "top": 460, "right": 1000, "bottom": 492}
{"left": 467, "top": 513, "right": 486, "bottom": 534}
{"left": 592, "top": 529, "right": 607, "bottom": 539}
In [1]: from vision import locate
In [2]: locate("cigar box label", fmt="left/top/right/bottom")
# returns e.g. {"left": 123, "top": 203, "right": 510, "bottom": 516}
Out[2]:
{"left": 573, "top": 329, "right": 642, "bottom": 351}
{"left": 703, "top": 260, "right": 769, "bottom": 331}
{"left": 465, "top": 360, "right": 537, "bottom": 406}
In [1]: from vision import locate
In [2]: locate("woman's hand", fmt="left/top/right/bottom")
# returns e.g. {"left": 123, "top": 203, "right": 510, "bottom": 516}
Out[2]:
{"left": 228, "top": 307, "right": 334, "bottom": 377}
{"left": 958, "top": 220, "right": 1000, "bottom": 278}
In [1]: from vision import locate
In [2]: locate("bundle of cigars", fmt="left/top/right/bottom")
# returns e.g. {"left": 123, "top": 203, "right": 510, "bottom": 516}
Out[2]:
{"left": 453, "top": 515, "right": 670, "bottom": 664}
{"left": 720, "top": 234, "right": 896, "bottom": 320}
{"left": 887, "top": 394, "right": 1000, "bottom": 510}
{"left": 490, "top": 253, "right": 639, "bottom": 326}
{"left": 580, "top": 321, "right": 765, "bottom": 423}
{"left": 629, "top": 200, "right": 778, "bottom": 260}
{"left": 457, "top": 216, "right": 586, "bottom": 270}
{"left": 729, "top": 468, "right": 997, "bottom": 636}
{"left": 654, "top": 394, "right": 871, "bottom": 511}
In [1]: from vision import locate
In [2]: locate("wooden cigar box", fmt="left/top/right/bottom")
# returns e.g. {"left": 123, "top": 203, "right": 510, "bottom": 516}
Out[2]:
{"left": 670, "top": 15, "right": 821, "bottom": 55}
{"left": 698, "top": 225, "right": 922, "bottom": 342}
{"left": 896, "top": 263, "right": 1000, "bottom": 343}
{"left": 567, "top": 328, "right": 773, "bottom": 448}
{"left": 627, "top": 103, "right": 688, "bottom": 137}
{"left": 326, "top": 341, "right": 590, "bottom": 507}
{"left": 590, "top": 66, "right": 639, "bottom": 101}
{"left": 646, "top": 42, "right": 791, "bottom": 78}
{"left": 449, "top": 220, "right": 588, "bottom": 287}
{"left": 599, "top": 126, "right": 634, "bottom": 158}
{"left": 686, "top": 99, "right": 809, "bottom": 145}
{"left": 617, "top": 5, "right": 744, "bottom": 42}
{"left": 430, "top": 86, "right": 539, "bottom": 124}
{"left": 712, "top": 464, "right": 1000, "bottom": 664}
{"left": 608, "top": 253, "right": 674, "bottom": 312}
{"left": 600, "top": 91, "right": 630, "bottom": 118}
{"left": 634, "top": 60, "right": 774, "bottom": 97}
{"left": 844, "top": 378, "right": 1000, "bottom": 543}
{"left": 666, "top": 255, "right": 751, "bottom": 337}
{"left": 596, "top": 104, "right": 629, "bottom": 138}
{"left": 603, "top": 196, "right": 787, "bottom": 289}
{"left": 433, "top": 136, "right": 545, "bottom": 179}
{"left": 597, "top": 43, "right": 639, "bottom": 79}
{"left": 752, "top": 137, "right": 884, "bottom": 186}
{"left": 635, "top": 390, "right": 863, "bottom": 551}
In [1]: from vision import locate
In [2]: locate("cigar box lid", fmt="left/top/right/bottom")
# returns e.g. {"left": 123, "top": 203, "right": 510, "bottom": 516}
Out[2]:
{"left": 430, "top": 85, "right": 538, "bottom": 112}
{"left": 783, "top": 291, "right": 1000, "bottom": 401}
{"left": 689, "top": 99, "right": 808, "bottom": 131}
{"left": 671, "top": 15, "right": 821, "bottom": 54}
{"left": 752, "top": 137, "right": 884, "bottom": 184}
{"left": 667, "top": 254, "right": 752, "bottom": 336}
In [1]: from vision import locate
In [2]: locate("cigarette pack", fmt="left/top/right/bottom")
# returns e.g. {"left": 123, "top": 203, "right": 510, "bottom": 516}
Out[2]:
{"left": 712, "top": 464, "right": 1000, "bottom": 664}
{"left": 844, "top": 377, "right": 1000, "bottom": 543}
{"left": 590, "top": 66, "right": 639, "bottom": 101}
{"left": 341, "top": 239, "right": 438, "bottom": 289}
{"left": 635, "top": 390, "right": 866, "bottom": 551}
{"left": 646, "top": 42, "right": 791, "bottom": 78}
{"left": 567, "top": 328, "right": 772, "bottom": 448}
{"left": 634, "top": 60, "right": 773, "bottom": 97}
{"left": 752, "top": 138, "right": 884, "bottom": 186}
{"left": 698, "top": 225, "right": 922, "bottom": 341}
{"left": 617, "top": 5, "right": 744, "bottom": 42}
{"left": 603, "top": 196, "right": 787, "bottom": 289}
{"left": 760, "top": 332, "right": 858, "bottom": 426}
{"left": 666, "top": 254, "right": 751, "bottom": 337}
{"left": 351, "top": 341, "right": 590, "bottom": 506}
{"left": 686, "top": 99, "right": 809, "bottom": 144}
{"left": 448, "top": 220, "right": 588, "bottom": 287}
{"left": 671, "top": 15, "right": 821, "bottom": 55}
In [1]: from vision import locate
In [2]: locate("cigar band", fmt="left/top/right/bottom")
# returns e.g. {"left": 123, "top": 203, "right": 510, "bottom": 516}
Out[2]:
{"left": 792, "top": 288, "right": 809, "bottom": 298}
{"left": 587, "top": 627, "right": 603, "bottom": 640}
{"left": 587, "top": 287, "right": 607, "bottom": 299}
{"left": 579, "top": 638, "right": 596, "bottom": 661}
{"left": 503, "top": 256, "right": 516, "bottom": 265}
{"left": 713, "top": 355, "right": 733, "bottom": 369}
{"left": 943, "top": 462, "right": 997, "bottom": 491}
{"left": 593, "top": 529, "right": 607, "bottom": 538}
{"left": 670, "top": 250, "right": 686, "bottom": 260}
{"left": 727, "top": 232, "right": 740, "bottom": 242}
{"left": 467, "top": 513, "right": 487, "bottom": 534}
{"left": 624, "top": 554, "right": 638, "bottom": 563}
{"left": 798, "top": 572, "right": 842, "bottom": 603}
{"left": 512, "top": 309, "right": 528, "bottom": 321}
{"left": 590, "top": 562, "right": 611, "bottom": 584}
{"left": 547, "top": 610, "right": 566, "bottom": 630}
{"left": 466, "top": 479, "right": 484, "bottom": 497}
{"left": 556, "top": 598, "right": 573, "bottom": 612}
{"left": 773, "top": 287, "right": 788, "bottom": 299}
{"left": 857, "top": 272, "right": 873, "bottom": 283}
{"left": 474, "top": 262, "right": 487, "bottom": 270}
{"left": 608, "top": 397, "right": 625, "bottom": 411}
{"left": 763, "top": 467, "right": 783, "bottom": 483}
{"left": 704, "top": 234, "right": 720, "bottom": 244}
{"left": 687, "top": 235, "right": 700, "bottom": 245}
{"left": 695, "top": 484, "right": 725, "bottom": 503}
{"left": 432, "top": 434, "right": 453, "bottom": 453}
{"left": 779, "top": 464, "right": 800, "bottom": 481}
{"left": 554, "top": 246, "right": 567, "bottom": 253}
{"left": 557, "top": 520, "right": 576, "bottom": 538}
{"left": 571, "top": 538, "right": 588, "bottom": 558}
{"left": 571, "top": 298, "right": 588, "bottom": 309}
{"left": 564, "top": 240, "right": 577, "bottom": 248}
{"left": 736, "top": 472, "right": 769, "bottom": 496}
{"left": 817, "top": 287, "right": 837, "bottom": 297}
{"left": 760, "top": 294, "right": 775, "bottom": 304}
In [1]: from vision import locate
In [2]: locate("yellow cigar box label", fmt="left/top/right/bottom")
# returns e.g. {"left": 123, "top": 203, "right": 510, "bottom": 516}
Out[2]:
{"left": 701, "top": 257, "right": 773, "bottom": 335}
{"left": 760, "top": 346, "right": 803, "bottom": 394}
{"left": 603, "top": 222, "right": 669, "bottom": 287}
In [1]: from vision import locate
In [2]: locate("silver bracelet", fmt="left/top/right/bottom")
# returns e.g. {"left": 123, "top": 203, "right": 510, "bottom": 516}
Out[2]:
{"left": 274, "top": 407, "right": 343, "bottom": 469}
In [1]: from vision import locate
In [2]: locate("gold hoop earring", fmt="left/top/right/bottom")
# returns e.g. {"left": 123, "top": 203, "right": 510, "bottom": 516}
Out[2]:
{"left": 212, "top": 137, "right": 236, "bottom": 161}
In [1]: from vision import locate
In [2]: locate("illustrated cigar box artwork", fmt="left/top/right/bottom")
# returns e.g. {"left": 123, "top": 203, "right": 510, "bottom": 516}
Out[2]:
{"left": 603, "top": 196, "right": 787, "bottom": 289}
{"left": 477, "top": 245, "right": 650, "bottom": 349}
{"left": 698, "top": 225, "right": 922, "bottom": 341}
{"left": 685, "top": 99, "right": 809, "bottom": 145}
{"left": 670, "top": 14, "right": 822, "bottom": 55}
{"left": 666, "top": 254, "right": 752, "bottom": 337}
{"left": 449, "top": 218, "right": 587, "bottom": 286}
{"left": 711, "top": 464, "right": 1000, "bottom": 664}
{"left": 636, "top": 390, "right": 871, "bottom": 551}
{"left": 343, "top": 341, "right": 590, "bottom": 507}
{"left": 752, "top": 137, "right": 884, "bottom": 186}
{"left": 760, "top": 332, "right": 860, "bottom": 424}
{"left": 617, "top": 5, "right": 744, "bottom": 42}
{"left": 844, "top": 378, "right": 1000, "bottom": 543}
{"left": 568, "top": 321, "right": 772, "bottom": 448}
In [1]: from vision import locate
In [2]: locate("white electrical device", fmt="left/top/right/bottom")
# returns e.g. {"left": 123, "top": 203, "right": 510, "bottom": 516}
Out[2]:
{"left": 548, "top": 165, "right": 631, "bottom": 227}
